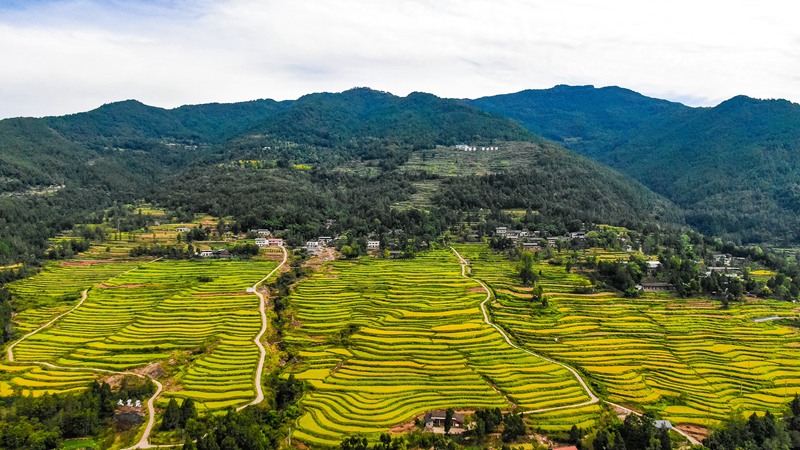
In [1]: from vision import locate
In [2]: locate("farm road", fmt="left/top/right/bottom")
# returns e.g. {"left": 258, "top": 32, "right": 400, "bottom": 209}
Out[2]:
{"left": 449, "top": 247, "right": 701, "bottom": 445}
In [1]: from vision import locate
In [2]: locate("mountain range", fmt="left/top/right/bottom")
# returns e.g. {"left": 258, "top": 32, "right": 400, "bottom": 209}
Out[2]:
{"left": 1, "top": 85, "right": 798, "bottom": 263}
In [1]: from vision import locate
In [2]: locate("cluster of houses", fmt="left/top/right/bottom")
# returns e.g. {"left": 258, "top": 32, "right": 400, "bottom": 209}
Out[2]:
{"left": 455, "top": 144, "right": 499, "bottom": 151}
{"left": 496, "top": 227, "right": 588, "bottom": 250}
{"left": 705, "top": 253, "right": 746, "bottom": 277}
{"left": 304, "top": 236, "right": 381, "bottom": 254}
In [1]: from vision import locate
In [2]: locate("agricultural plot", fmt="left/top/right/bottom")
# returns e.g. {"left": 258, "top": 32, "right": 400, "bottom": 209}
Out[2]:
{"left": 4, "top": 259, "right": 277, "bottom": 411}
{"left": 453, "top": 244, "right": 800, "bottom": 429}
{"left": 284, "top": 250, "right": 591, "bottom": 446}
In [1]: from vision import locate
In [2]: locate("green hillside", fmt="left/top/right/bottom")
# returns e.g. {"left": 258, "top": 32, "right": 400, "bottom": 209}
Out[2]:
{"left": 0, "top": 88, "right": 679, "bottom": 264}
{"left": 471, "top": 86, "right": 800, "bottom": 244}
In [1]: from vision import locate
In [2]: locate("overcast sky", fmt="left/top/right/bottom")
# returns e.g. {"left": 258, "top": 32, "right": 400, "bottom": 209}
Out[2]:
{"left": 0, "top": 0, "right": 797, "bottom": 119}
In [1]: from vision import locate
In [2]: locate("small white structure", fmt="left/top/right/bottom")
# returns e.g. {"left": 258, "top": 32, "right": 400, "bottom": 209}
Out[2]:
{"left": 256, "top": 229, "right": 272, "bottom": 236}
{"left": 367, "top": 240, "right": 380, "bottom": 250}
{"left": 646, "top": 261, "right": 662, "bottom": 271}
{"left": 267, "top": 238, "right": 284, "bottom": 247}
{"left": 318, "top": 236, "right": 333, "bottom": 245}
{"left": 176, "top": 227, "right": 191, "bottom": 233}
{"left": 255, "top": 237, "right": 268, "bottom": 247}
{"left": 135, "top": 400, "right": 142, "bottom": 408}
{"left": 496, "top": 227, "right": 508, "bottom": 236}
{"left": 306, "top": 241, "right": 321, "bottom": 253}
{"left": 199, "top": 250, "right": 213, "bottom": 258}
{"left": 570, "top": 231, "right": 587, "bottom": 240}
{"left": 246, "top": 287, "right": 256, "bottom": 293}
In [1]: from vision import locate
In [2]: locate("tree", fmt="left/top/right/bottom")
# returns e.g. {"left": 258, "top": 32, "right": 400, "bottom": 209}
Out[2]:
{"left": 501, "top": 412, "right": 525, "bottom": 443}
{"left": 518, "top": 251, "right": 537, "bottom": 285}
{"left": 568, "top": 425, "right": 583, "bottom": 445}
{"left": 594, "top": 429, "right": 611, "bottom": 450}
{"left": 179, "top": 398, "right": 197, "bottom": 428}
{"left": 161, "top": 398, "right": 181, "bottom": 431}
{"left": 444, "top": 408, "right": 454, "bottom": 433}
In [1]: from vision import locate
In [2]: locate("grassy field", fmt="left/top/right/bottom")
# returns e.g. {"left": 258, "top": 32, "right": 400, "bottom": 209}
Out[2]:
{"left": 453, "top": 244, "right": 800, "bottom": 430}
{"left": 284, "top": 249, "right": 594, "bottom": 446}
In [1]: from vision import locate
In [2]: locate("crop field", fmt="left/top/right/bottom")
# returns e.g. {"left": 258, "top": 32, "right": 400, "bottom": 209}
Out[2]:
{"left": 284, "top": 249, "right": 592, "bottom": 446}
{"left": 3, "top": 258, "right": 277, "bottom": 410}
{"left": 453, "top": 244, "right": 800, "bottom": 429}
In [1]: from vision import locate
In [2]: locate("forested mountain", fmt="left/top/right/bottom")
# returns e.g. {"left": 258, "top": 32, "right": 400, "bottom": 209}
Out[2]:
{"left": 0, "top": 88, "right": 678, "bottom": 263}
{"left": 470, "top": 86, "right": 800, "bottom": 244}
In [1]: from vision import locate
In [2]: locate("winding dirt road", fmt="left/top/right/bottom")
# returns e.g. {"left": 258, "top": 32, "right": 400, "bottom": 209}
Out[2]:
{"left": 7, "top": 289, "right": 89, "bottom": 362}
{"left": 237, "top": 246, "right": 288, "bottom": 411}
{"left": 449, "top": 247, "right": 701, "bottom": 445}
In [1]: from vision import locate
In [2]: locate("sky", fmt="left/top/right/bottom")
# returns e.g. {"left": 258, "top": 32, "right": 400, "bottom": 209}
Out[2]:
{"left": 0, "top": 0, "right": 797, "bottom": 119}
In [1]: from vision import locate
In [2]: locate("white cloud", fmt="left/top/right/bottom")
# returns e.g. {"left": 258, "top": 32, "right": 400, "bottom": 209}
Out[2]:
{"left": 0, "top": 0, "right": 798, "bottom": 118}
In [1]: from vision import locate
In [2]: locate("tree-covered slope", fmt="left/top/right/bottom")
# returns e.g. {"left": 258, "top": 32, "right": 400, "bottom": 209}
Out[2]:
{"left": 470, "top": 86, "right": 800, "bottom": 244}
{"left": 260, "top": 88, "right": 536, "bottom": 149}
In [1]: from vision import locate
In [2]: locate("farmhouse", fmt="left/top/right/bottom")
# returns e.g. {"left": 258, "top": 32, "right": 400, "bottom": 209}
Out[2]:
{"left": 255, "top": 237, "right": 268, "bottom": 247}
{"left": 367, "top": 240, "right": 381, "bottom": 250}
{"left": 198, "top": 250, "right": 213, "bottom": 258}
{"left": 176, "top": 227, "right": 190, "bottom": 233}
{"left": 705, "top": 266, "right": 742, "bottom": 278}
{"left": 256, "top": 229, "right": 272, "bottom": 236}
{"left": 570, "top": 231, "right": 587, "bottom": 240}
{"left": 654, "top": 420, "right": 673, "bottom": 429}
{"left": 318, "top": 236, "right": 333, "bottom": 245}
{"left": 496, "top": 227, "right": 508, "bottom": 236}
{"left": 646, "top": 261, "right": 662, "bottom": 273}
{"left": 267, "top": 238, "right": 284, "bottom": 247}
{"left": 638, "top": 281, "right": 674, "bottom": 292}
{"left": 711, "top": 253, "right": 733, "bottom": 266}
{"left": 306, "top": 241, "right": 321, "bottom": 253}
{"left": 424, "top": 410, "right": 465, "bottom": 430}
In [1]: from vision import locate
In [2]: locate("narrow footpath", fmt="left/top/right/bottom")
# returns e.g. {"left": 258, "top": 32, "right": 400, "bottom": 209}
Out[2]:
{"left": 449, "top": 247, "right": 701, "bottom": 445}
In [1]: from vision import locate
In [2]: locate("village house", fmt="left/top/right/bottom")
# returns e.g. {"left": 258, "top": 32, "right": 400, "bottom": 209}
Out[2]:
{"left": 646, "top": 261, "right": 662, "bottom": 273}
{"left": 705, "top": 266, "right": 743, "bottom": 278}
{"left": 255, "top": 237, "right": 268, "bottom": 247}
{"left": 367, "top": 240, "right": 381, "bottom": 250}
{"left": 305, "top": 241, "right": 321, "bottom": 253}
{"left": 711, "top": 253, "right": 734, "bottom": 266}
{"left": 318, "top": 236, "right": 333, "bottom": 245}
{"left": 199, "top": 250, "right": 213, "bottom": 258}
{"left": 424, "top": 410, "right": 465, "bottom": 432}
{"left": 570, "top": 231, "right": 587, "bottom": 240}
{"left": 496, "top": 227, "right": 508, "bottom": 236}
{"left": 637, "top": 281, "right": 675, "bottom": 292}
{"left": 176, "top": 227, "right": 190, "bottom": 233}
{"left": 267, "top": 238, "right": 284, "bottom": 247}
{"left": 256, "top": 229, "right": 272, "bottom": 236}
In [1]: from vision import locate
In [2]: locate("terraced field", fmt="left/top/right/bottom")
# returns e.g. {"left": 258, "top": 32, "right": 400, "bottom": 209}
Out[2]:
{"left": 284, "top": 249, "right": 592, "bottom": 446}
{"left": 4, "top": 258, "right": 278, "bottom": 410}
{"left": 454, "top": 244, "right": 800, "bottom": 429}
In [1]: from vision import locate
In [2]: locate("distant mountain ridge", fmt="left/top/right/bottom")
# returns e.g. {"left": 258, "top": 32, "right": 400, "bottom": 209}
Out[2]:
{"left": 1, "top": 87, "right": 674, "bottom": 263}
{"left": 469, "top": 85, "right": 800, "bottom": 244}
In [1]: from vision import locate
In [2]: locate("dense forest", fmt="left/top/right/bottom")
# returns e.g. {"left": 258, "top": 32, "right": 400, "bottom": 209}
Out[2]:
{"left": 470, "top": 85, "right": 800, "bottom": 244}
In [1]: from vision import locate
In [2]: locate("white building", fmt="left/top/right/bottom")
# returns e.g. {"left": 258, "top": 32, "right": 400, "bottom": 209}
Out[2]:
{"left": 255, "top": 237, "right": 268, "bottom": 247}
{"left": 496, "top": 227, "right": 508, "bottom": 236}
{"left": 367, "top": 240, "right": 380, "bottom": 250}
{"left": 176, "top": 227, "right": 191, "bottom": 233}
{"left": 306, "top": 241, "right": 321, "bottom": 253}
{"left": 318, "top": 236, "right": 333, "bottom": 245}
{"left": 199, "top": 250, "right": 213, "bottom": 257}
{"left": 267, "top": 238, "right": 284, "bottom": 247}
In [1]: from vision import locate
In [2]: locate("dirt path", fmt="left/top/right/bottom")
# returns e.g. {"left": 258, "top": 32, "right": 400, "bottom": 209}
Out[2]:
{"left": 7, "top": 289, "right": 89, "bottom": 362}
{"left": 449, "top": 247, "right": 700, "bottom": 445}
{"left": 450, "top": 247, "right": 598, "bottom": 410}
{"left": 237, "top": 246, "right": 289, "bottom": 411}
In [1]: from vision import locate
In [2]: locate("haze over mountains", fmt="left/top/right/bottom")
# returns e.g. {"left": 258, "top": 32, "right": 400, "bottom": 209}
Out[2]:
{"left": 1, "top": 85, "right": 798, "bottom": 264}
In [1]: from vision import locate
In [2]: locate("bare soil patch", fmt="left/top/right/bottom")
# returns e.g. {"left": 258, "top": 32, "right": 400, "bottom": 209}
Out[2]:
{"left": 467, "top": 286, "right": 486, "bottom": 294}
{"left": 677, "top": 424, "right": 709, "bottom": 442}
